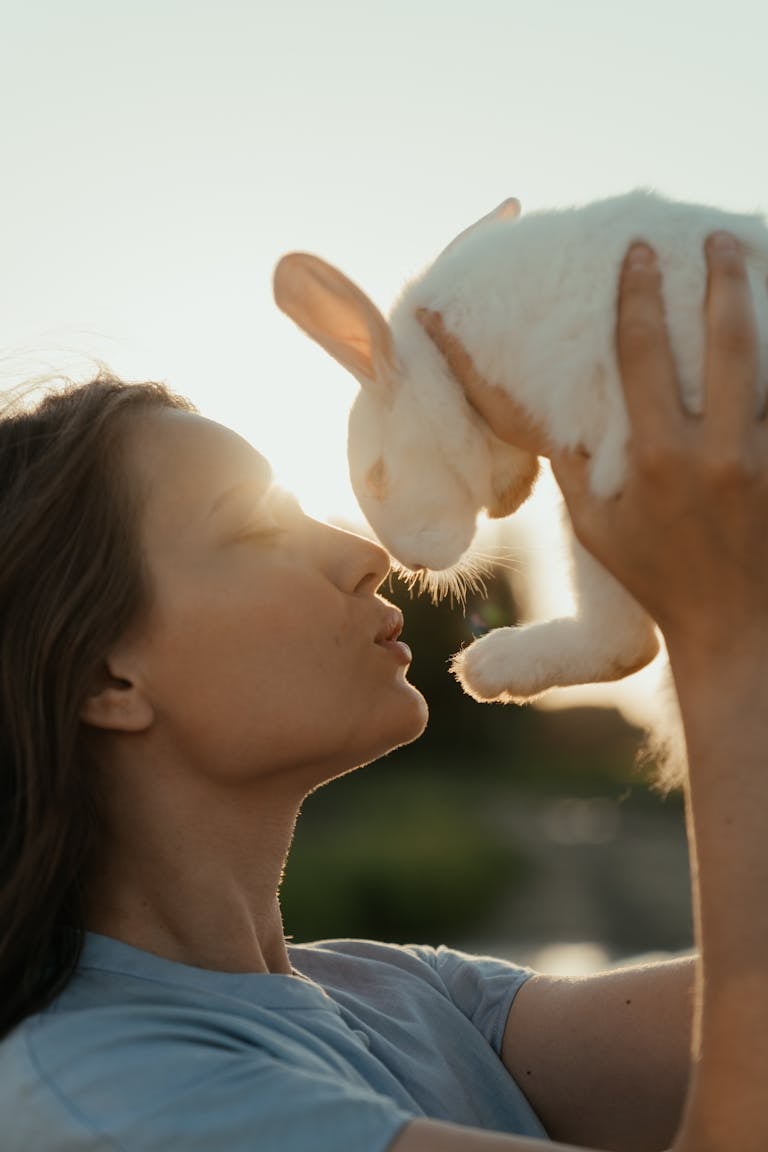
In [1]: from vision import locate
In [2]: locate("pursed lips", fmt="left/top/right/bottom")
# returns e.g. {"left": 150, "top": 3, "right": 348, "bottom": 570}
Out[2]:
{"left": 373, "top": 607, "right": 404, "bottom": 646}
{"left": 372, "top": 607, "right": 412, "bottom": 666}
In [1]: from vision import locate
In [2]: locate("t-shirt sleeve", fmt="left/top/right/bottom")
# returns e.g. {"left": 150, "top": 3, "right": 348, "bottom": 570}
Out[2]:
{"left": 406, "top": 944, "right": 536, "bottom": 1056}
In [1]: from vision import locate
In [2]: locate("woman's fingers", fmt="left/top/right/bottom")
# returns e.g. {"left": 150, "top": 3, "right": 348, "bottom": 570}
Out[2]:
{"left": 615, "top": 244, "right": 683, "bottom": 451}
{"left": 702, "top": 232, "right": 759, "bottom": 441}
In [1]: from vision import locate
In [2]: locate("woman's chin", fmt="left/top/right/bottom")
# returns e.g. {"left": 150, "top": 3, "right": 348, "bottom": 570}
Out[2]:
{"left": 349, "top": 686, "right": 429, "bottom": 770}
{"left": 301, "top": 687, "right": 429, "bottom": 791}
{"left": 373, "top": 685, "right": 429, "bottom": 759}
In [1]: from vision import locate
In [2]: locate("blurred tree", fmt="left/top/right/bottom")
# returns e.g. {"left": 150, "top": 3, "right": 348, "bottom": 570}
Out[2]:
{"left": 282, "top": 773, "right": 529, "bottom": 944}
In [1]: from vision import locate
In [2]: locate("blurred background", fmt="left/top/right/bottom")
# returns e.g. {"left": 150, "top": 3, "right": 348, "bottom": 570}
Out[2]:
{"left": 3, "top": 0, "right": 766, "bottom": 972}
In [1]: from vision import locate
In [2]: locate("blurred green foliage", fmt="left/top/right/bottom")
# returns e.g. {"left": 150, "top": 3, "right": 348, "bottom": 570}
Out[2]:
{"left": 283, "top": 773, "right": 529, "bottom": 943}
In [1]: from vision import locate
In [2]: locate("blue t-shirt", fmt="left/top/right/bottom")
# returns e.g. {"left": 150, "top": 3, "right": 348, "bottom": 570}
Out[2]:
{"left": 0, "top": 932, "right": 548, "bottom": 1150}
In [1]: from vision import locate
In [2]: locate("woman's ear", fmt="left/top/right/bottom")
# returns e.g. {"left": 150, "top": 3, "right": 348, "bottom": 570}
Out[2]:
{"left": 80, "top": 660, "right": 154, "bottom": 733}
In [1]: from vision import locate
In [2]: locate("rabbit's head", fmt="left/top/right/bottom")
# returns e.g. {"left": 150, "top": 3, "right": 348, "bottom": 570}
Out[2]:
{"left": 273, "top": 242, "right": 538, "bottom": 598}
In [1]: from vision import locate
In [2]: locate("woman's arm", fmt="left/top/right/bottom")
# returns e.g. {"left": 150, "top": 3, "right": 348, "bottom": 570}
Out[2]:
{"left": 420, "top": 233, "right": 768, "bottom": 1152}
{"left": 501, "top": 957, "right": 694, "bottom": 1151}
{"left": 552, "top": 234, "right": 768, "bottom": 1152}
{"left": 390, "top": 957, "right": 693, "bottom": 1152}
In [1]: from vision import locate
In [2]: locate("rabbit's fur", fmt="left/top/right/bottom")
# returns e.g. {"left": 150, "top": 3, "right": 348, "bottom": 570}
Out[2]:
{"left": 274, "top": 190, "right": 768, "bottom": 785}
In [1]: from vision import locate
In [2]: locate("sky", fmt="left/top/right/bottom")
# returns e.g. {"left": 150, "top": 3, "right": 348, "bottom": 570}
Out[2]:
{"left": 2, "top": 0, "right": 766, "bottom": 723}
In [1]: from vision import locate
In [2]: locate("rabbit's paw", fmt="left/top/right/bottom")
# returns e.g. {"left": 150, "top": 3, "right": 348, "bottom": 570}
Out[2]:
{"left": 451, "top": 628, "right": 543, "bottom": 703}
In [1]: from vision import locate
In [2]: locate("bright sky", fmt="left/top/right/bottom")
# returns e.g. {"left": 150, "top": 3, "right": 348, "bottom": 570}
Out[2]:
{"left": 2, "top": 0, "right": 766, "bottom": 723}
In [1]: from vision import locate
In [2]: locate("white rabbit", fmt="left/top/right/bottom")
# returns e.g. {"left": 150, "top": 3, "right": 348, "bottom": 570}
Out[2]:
{"left": 273, "top": 190, "right": 768, "bottom": 739}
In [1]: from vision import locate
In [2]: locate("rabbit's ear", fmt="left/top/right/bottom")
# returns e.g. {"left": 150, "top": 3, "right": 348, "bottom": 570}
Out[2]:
{"left": 438, "top": 198, "right": 521, "bottom": 261}
{"left": 274, "top": 253, "right": 396, "bottom": 394}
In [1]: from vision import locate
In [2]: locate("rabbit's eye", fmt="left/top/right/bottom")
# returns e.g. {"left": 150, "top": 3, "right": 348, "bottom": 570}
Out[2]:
{"left": 365, "top": 457, "right": 388, "bottom": 501}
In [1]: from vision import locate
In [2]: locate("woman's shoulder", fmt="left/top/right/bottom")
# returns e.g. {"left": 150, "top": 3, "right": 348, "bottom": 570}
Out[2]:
{"left": 0, "top": 935, "right": 542, "bottom": 1151}
{"left": 291, "top": 937, "right": 535, "bottom": 992}
{"left": 290, "top": 938, "right": 536, "bottom": 1043}
{"left": 0, "top": 934, "right": 417, "bottom": 1152}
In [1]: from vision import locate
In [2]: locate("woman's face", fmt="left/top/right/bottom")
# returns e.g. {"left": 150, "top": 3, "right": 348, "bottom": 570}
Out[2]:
{"left": 119, "top": 409, "right": 428, "bottom": 793}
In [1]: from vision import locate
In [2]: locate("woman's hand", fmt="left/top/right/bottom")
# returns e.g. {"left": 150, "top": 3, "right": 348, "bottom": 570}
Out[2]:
{"left": 420, "top": 234, "right": 768, "bottom": 670}
{"left": 555, "top": 234, "right": 768, "bottom": 668}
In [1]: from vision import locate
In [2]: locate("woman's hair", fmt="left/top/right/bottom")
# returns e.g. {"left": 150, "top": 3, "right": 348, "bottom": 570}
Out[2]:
{"left": 0, "top": 372, "right": 196, "bottom": 1039}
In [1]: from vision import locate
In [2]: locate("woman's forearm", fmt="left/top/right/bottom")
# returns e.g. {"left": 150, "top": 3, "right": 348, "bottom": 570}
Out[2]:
{"left": 670, "top": 643, "right": 768, "bottom": 1152}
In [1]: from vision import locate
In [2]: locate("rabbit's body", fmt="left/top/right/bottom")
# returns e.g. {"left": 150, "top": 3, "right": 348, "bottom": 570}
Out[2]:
{"left": 274, "top": 191, "right": 768, "bottom": 781}
{"left": 392, "top": 190, "right": 768, "bottom": 498}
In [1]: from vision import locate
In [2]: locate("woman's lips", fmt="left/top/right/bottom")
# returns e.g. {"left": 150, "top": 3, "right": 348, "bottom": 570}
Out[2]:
{"left": 374, "top": 607, "right": 405, "bottom": 645}
{"left": 373, "top": 608, "right": 411, "bottom": 664}
{"left": 377, "top": 637, "right": 413, "bottom": 665}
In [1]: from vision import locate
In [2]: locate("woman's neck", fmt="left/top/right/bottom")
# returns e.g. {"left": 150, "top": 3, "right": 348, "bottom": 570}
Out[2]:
{"left": 85, "top": 749, "right": 303, "bottom": 975}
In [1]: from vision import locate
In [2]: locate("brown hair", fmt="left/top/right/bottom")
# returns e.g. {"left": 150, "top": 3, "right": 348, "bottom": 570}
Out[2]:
{"left": 0, "top": 373, "right": 196, "bottom": 1038}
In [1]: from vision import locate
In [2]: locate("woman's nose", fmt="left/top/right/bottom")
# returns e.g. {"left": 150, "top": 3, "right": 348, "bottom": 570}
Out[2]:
{"left": 321, "top": 522, "right": 391, "bottom": 593}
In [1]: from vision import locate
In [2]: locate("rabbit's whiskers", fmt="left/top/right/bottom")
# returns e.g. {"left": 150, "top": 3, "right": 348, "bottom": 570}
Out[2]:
{"left": 393, "top": 553, "right": 493, "bottom": 608}
{"left": 466, "top": 547, "right": 524, "bottom": 575}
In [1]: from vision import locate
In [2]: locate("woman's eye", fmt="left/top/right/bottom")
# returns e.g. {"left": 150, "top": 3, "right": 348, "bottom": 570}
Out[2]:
{"left": 237, "top": 524, "right": 288, "bottom": 544}
{"left": 230, "top": 487, "right": 301, "bottom": 545}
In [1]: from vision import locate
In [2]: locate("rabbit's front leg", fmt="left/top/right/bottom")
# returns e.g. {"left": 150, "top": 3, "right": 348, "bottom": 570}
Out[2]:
{"left": 452, "top": 528, "right": 659, "bottom": 702}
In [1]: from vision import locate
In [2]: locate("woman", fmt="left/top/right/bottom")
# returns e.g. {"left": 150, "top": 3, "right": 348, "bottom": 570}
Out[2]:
{"left": 0, "top": 233, "right": 764, "bottom": 1151}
